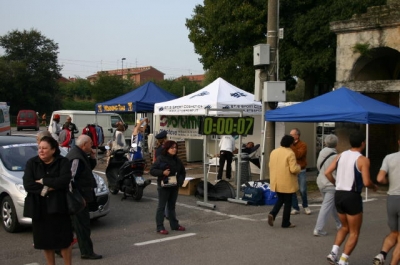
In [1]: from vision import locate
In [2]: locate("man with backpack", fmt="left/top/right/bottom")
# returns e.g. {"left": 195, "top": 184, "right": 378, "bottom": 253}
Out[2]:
{"left": 65, "top": 116, "right": 79, "bottom": 148}
{"left": 58, "top": 123, "right": 72, "bottom": 152}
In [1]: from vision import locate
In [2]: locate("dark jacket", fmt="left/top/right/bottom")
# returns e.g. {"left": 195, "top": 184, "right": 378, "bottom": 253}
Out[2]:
{"left": 66, "top": 122, "right": 79, "bottom": 139}
{"left": 66, "top": 146, "right": 97, "bottom": 202}
{"left": 150, "top": 154, "right": 186, "bottom": 187}
{"left": 23, "top": 155, "right": 71, "bottom": 218}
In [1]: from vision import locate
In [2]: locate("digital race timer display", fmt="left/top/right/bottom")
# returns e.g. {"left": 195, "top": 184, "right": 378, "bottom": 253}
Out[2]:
{"left": 198, "top": 116, "right": 254, "bottom": 135}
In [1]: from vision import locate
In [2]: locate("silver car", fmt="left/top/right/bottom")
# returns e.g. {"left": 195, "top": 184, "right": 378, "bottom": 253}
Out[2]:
{"left": 0, "top": 136, "right": 110, "bottom": 233}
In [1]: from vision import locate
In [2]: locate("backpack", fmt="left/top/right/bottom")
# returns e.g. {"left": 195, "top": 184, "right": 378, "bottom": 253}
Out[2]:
{"left": 60, "top": 129, "right": 72, "bottom": 147}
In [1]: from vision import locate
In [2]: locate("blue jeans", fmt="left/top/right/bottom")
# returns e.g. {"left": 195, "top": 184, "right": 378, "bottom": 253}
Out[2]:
{"left": 292, "top": 169, "right": 308, "bottom": 210}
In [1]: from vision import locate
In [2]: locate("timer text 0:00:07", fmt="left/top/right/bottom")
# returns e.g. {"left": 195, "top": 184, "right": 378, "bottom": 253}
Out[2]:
{"left": 200, "top": 116, "right": 254, "bottom": 135}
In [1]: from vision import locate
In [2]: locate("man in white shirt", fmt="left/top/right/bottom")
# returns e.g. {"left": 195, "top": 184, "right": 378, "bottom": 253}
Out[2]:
{"left": 372, "top": 136, "right": 400, "bottom": 265}
{"left": 216, "top": 135, "right": 237, "bottom": 182}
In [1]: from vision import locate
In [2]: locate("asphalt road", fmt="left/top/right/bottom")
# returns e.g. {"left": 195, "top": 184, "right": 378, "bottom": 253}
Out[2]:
{"left": 2, "top": 127, "right": 392, "bottom": 265}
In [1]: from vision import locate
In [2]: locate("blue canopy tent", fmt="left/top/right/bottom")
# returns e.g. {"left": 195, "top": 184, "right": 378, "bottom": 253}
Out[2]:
{"left": 95, "top": 81, "right": 177, "bottom": 114}
{"left": 265, "top": 87, "right": 400, "bottom": 124}
{"left": 265, "top": 87, "right": 400, "bottom": 200}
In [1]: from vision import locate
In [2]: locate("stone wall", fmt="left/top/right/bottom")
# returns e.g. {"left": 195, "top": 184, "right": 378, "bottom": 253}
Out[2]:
{"left": 331, "top": 5, "right": 400, "bottom": 82}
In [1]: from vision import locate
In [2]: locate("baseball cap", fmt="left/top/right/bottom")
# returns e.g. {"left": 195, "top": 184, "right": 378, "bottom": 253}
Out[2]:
{"left": 155, "top": 131, "right": 167, "bottom": 139}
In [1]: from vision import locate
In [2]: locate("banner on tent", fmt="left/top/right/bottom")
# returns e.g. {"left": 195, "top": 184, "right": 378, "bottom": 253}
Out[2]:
{"left": 97, "top": 103, "right": 134, "bottom": 113}
{"left": 156, "top": 104, "right": 262, "bottom": 115}
{"left": 158, "top": 115, "right": 202, "bottom": 139}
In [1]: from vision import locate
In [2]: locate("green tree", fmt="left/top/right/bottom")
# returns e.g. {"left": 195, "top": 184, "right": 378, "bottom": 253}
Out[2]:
{"left": 0, "top": 29, "right": 62, "bottom": 114}
{"left": 90, "top": 73, "right": 133, "bottom": 102}
{"left": 156, "top": 78, "right": 202, "bottom": 97}
{"left": 59, "top": 78, "right": 92, "bottom": 100}
{"left": 186, "top": 0, "right": 267, "bottom": 92}
{"left": 279, "top": 0, "right": 385, "bottom": 98}
{"left": 186, "top": 0, "right": 385, "bottom": 99}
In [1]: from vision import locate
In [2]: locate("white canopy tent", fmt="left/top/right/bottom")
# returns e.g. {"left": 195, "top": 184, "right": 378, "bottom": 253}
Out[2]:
{"left": 154, "top": 77, "right": 262, "bottom": 208}
{"left": 154, "top": 77, "right": 262, "bottom": 116}
{"left": 153, "top": 77, "right": 263, "bottom": 165}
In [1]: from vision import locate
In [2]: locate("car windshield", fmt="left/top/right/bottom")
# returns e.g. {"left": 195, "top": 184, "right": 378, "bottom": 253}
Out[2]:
{"left": 0, "top": 143, "right": 37, "bottom": 171}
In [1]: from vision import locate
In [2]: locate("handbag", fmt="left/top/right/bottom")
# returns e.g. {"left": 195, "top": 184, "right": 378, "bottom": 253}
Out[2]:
{"left": 242, "top": 182, "right": 264, "bottom": 205}
{"left": 23, "top": 193, "right": 41, "bottom": 220}
{"left": 161, "top": 176, "right": 177, "bottom": 187}
{"left": 66, "top": 182, "right": 85, "bottom": 215}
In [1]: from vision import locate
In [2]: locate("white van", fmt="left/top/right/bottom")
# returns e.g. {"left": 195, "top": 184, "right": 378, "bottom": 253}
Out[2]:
{"left": 48, "top": 110, "right": 132, "bottom": 147}
{"left": 0, "top": 102, "right": 11, "bottom": 136}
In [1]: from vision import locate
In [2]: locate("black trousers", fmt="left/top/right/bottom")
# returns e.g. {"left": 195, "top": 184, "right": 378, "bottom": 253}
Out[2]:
{"left": 217, "top": 150, "right": 233, "bottom": 180}
{"left": 71, "top": 207, "right": 94, "bottom": 255}
{"left": 269, "top": 192, "right": 294, "bottom": 227}
{"left": 156, "top": 186, "right": 180, "bottom": 231}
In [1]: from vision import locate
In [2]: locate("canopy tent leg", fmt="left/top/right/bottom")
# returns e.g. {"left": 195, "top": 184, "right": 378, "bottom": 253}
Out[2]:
{"left": 197, "top": 134, "right": 216, "bottom": 210}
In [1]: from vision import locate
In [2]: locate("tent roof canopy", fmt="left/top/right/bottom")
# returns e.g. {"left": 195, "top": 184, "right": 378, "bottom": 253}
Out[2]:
{"left": 154, "top": 77, "right": 262, "bottom": 116}
{"left": 265, "top": 87, "right": 400, "bottom": 124}
{"left": 95, "top": 81, "right": 177, "bottom": 113}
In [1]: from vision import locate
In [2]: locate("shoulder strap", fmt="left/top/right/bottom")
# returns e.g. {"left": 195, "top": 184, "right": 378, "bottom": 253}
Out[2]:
{"left": 319, "top": 152, "right": 336, "bottom": 170}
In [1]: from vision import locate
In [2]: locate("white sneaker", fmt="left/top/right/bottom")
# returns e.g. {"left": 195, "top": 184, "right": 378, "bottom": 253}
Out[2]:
{"left": 313, "top": 229, "right": 327, "bottom": 236}
{"left": 373, "top": 253, "right": 385, "bottom": 265}
{"left": 290, "top": 209, "right": 300, "bottom": 215}
{"left": 336, "top": 223, "right": 342, "bottom": 230}
{"left": 214, "top": 179, "right": 221, "bottom": 183}
{"left": 304, "top": 207, "right": 311, "bottom": 215}
{"left": 327, "top": 252, "right": 338, "bottom": 265}
{"left": 338, "top": 257, "right": 349, "bottom": 265}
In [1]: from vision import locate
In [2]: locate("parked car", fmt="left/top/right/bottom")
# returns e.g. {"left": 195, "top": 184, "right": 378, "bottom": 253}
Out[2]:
{"left": 0, "top": 136, "right": 110, "bottom": 233}
{"left": 16, "top": 110, "right": 39, "bottom": 131}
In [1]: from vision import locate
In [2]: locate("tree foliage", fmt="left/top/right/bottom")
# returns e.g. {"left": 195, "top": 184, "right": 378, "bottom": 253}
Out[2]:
{"left": 186, "top": 0, "right": 386, "bottom": 98}
{"left": 186, "top": 0, "right": 267, "bottom": 92}
{"left": 90, "top": 73, "right": 133, "bottom": 102}
{"left": 59, "top": 78, "right": 92, "bottom": 100}
{"left": 0, "top": 29, "right": 62, "bottom": 114}
{"left": 155, "top": 78, "right": 203, "bottom": 97}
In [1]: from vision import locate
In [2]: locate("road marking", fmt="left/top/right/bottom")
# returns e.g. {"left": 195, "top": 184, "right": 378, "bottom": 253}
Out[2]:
{"left": 134, "top": 233, "right": 196, "bottom": 246}
{"left": 143, "top": 196, "right": 258, "bottom": 221}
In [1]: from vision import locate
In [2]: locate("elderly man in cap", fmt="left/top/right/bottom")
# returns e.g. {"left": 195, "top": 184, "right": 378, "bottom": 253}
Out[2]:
{"left": 153, "top": 130, "right": 168, "bottom": 162}
{"left": 50, "top": 114, "right": 62, "bottom": 141}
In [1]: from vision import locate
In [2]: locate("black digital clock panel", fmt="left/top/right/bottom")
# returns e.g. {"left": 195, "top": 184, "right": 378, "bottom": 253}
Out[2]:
{"left": 198, "top": 116, "right": 254, "bottom": 135}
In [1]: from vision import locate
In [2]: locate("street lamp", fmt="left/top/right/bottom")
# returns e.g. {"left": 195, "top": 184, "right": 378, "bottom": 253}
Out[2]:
{"left": 121, "top": 58, "right": 126, "bottom": 79}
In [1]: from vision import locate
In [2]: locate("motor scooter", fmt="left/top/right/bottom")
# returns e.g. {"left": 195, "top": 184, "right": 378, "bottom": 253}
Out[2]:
{"left": 105, "top": 147, "right": 151, "bottom": 201}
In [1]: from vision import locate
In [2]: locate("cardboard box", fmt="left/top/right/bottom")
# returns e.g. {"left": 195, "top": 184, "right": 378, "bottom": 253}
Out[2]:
{"left": 179, "top": 177, "right": 201, "bottom": 196}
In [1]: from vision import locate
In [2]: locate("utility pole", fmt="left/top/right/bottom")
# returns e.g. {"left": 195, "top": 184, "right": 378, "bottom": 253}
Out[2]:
{"left": 262, "top": 0, "right": 278, "bottom": 179}
{"left": 121, "top": 58, "right": 126, "bottom": 79}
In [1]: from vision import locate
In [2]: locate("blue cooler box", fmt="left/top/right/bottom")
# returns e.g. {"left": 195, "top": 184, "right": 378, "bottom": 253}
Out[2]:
{"left": 263, "top": 189, "right": 278, "bottom": 205}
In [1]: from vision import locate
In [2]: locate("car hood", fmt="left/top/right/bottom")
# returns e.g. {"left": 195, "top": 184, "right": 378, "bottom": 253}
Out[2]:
{"left": 0, "top": 166, "right": 24, "bottom": 185}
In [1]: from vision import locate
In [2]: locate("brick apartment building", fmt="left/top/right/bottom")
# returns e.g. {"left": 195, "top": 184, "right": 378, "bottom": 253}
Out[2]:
{"left": 87, "top": 66, "right": 165, "bottom": 84}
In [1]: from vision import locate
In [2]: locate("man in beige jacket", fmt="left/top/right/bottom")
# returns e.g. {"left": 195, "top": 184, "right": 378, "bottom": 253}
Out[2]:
{"left": 268, "top": 135, "right": 301, "bottom": 228}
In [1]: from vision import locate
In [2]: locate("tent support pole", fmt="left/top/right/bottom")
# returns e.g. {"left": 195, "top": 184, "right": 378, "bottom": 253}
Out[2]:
{"left": 365, "top": 124, "right": 369, "bottom": 201}
{"left": 197, "top": 109, "right": 216, "bottom": 210}
{"left": 259, "top": 121, "right": 267, "bottom": 180}
{"left": 197, "top": 135, "right": 216, "bottom": 209}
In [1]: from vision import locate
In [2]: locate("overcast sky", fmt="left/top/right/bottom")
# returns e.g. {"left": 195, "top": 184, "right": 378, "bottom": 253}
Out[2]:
{"left": 0, "top": 0, "right": 204, "bottom": 79}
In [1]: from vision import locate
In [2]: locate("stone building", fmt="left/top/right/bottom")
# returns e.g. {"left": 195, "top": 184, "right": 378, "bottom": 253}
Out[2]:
{"left": 330, "top": 0, "right": 400, "bottom": 178}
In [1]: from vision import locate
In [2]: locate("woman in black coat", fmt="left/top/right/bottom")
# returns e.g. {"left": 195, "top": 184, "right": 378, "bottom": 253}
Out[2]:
{"left": 23, "top": 136, "right": 73, "bottom": 265}
{"left": 150, "top": 140, "right": 186, "bottom": 235}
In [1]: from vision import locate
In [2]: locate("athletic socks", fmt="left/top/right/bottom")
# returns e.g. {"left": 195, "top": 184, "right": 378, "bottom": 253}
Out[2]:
{"left": 338, "top": 253, "right": 349, "bottom": 265}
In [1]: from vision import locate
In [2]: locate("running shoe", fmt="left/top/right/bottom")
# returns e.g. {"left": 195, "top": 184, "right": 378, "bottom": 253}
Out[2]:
{"left": 372, "top": 253, "right": 385, "bottom": 265}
